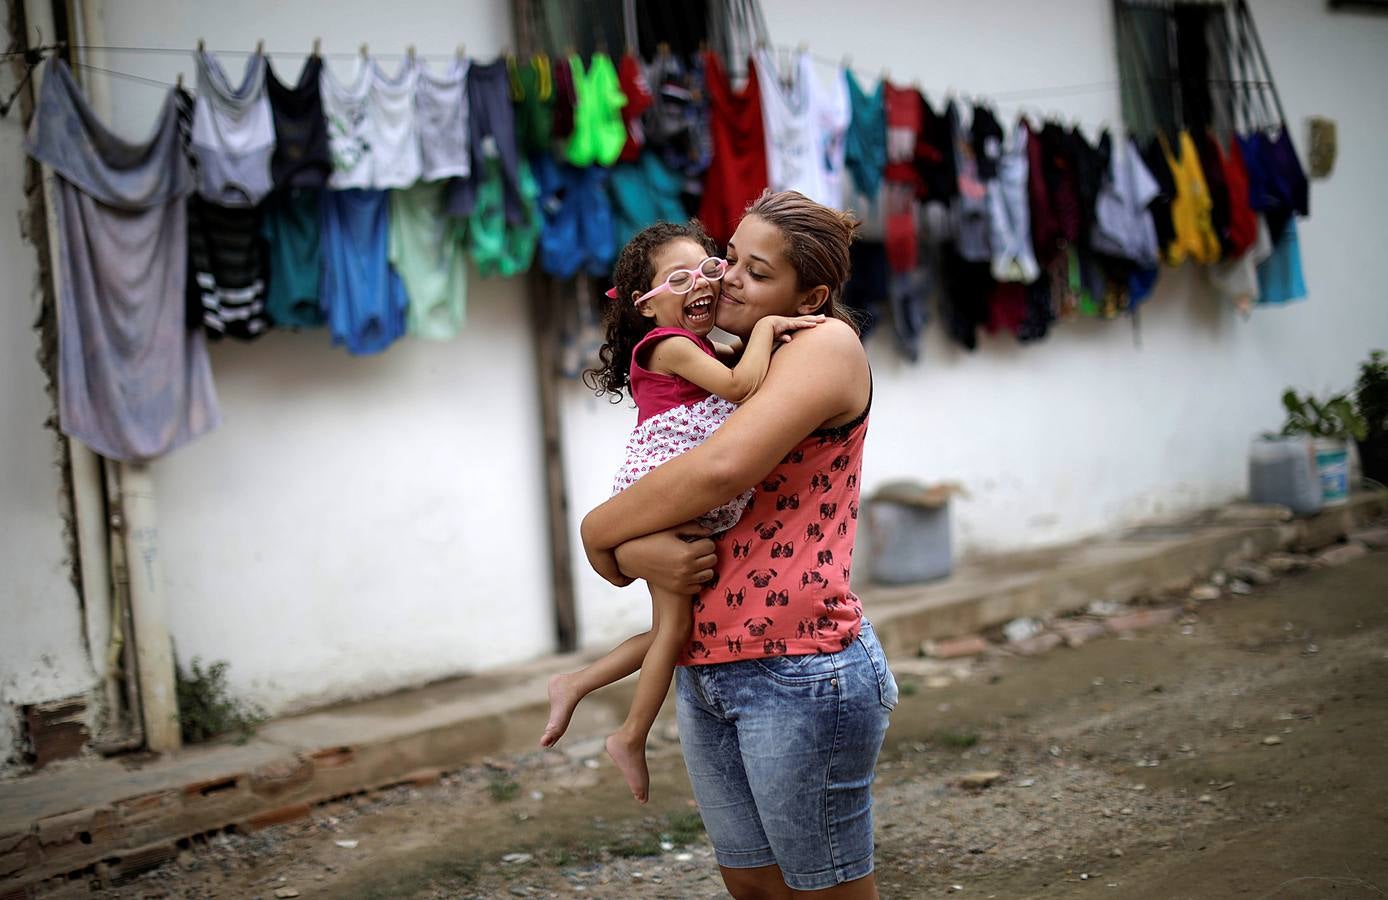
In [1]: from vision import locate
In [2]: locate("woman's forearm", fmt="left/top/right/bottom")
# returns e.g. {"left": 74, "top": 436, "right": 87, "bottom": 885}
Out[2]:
{"left": 582, "top": 450, "right": 740, "bottom": 552}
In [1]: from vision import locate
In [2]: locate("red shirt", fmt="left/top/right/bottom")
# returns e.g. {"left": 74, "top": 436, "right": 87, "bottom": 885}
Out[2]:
{"left": 681, "top": 405, "right": 869, "bottom": 665}
{"left": 617, "top": 53, "right": 653, "bottom": 163}
{"left": 697, "top": 52, "right": 769, "bottom": 245}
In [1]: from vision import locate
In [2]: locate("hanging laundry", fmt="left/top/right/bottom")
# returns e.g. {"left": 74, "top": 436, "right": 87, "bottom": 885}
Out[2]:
{"left": 260, "top": 188, "right": 324, "bottom": 329}
{"left": 265, "top": 54, "right": 332, "bottom": 190}
{"left": 610, "top": 153, "right": 686, "bottom": 251}
{"left": 1208, "top": 213, "right": 1274, "bottom": 312}
{"left": 26, "top": 60, "right": 220, "bottom": 462}
{"left": 1194, "top": 130, "right": 1234, "bottom": 258}
{"left": 448, "top": 60, "right": 526, "bottom": 226}
{"left": 191, "top": 48, "right": 275, "bottom": 206}
{"left": 938, "top": 245, "right": 992, "bottom": 351}
{"left": 1025, "top": 120, "right": 1061, "bottom": 268}
{"left": 367, "top": 56, "right": 422, "bottom": 189}
{"left": 913, "top": 91, "right": 955, "bottom": 205}
{"left": 986, "top": 281, "right": 1028, "bottom": 336}
{"left": 389, "top": 181, "right": 467, "bottom": 339}
{"left": 321, "top": 57, "right": 373, "bottom": 189}
{"left": 971, "top": 104, "right": 1004, "bottom": 181}
{"left": 1091, "top": 136, "right": 1161, "bottom": 270}
{"left": 1220, "top": 135, "right": 1257, "bottom": 257}
{"left": 842, "top": 240, "right": 888, "bottom": 339}
{"left": 416, "top": 58, "right": 472, "bottom": 182}
{"left": 536, "top": 155, "right": 615, "bottom": 279}
{"left": 1256, "top": 217, "right": 1307, "bottom": 305}
{"left": 1161, "top": 130, "right": 1221, "bottom": 266}
{"left": 987, "top": 120, "right": 1039, "bottom": 283}
{"left": 843, "top": 70, "right": 886, "bottom": 201}
{"left": 882, "top": 82, "right": 921, "bottom": 191}
{"left": 319, "top": 189, "right": 408, "bottom": 355}
{"left": 466, "top": 156, "right": 541, "bottom": 278}
{"left": 698, "top": 50, "right": 768, "bottom": 245}
{"left": 644, "top": 51, "right": 713, "bottom": 201}
{"left": 550, "top": 56, "right": 577, "bottom": 141}
{"left": 753, "top": 47, "right": 845, "bottom": 208}
{"left": 1139, "top": 136, "right": 1177, "bottom": 259}
{"left": 566, "top": 52, "right": 628, "bottom": 168}
{"left": 186, "top": 195, "right": 271, "bottom": 340}
{"left": 510, "top": 54, "right": 554, "bottom": 156}
{"left": 947, "top": 101, "right": 990, "bottom": 263}
{"left": 617, "top": 51, "right": 653, "bottom": 163}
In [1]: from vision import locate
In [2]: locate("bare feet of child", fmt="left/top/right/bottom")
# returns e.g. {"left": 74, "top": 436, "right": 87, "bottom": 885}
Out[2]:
{"left": 540, "top": 673, "right": 581, "bottom": 748}
{"left": 605, "top": 731, "right": 650, "bottom": 803}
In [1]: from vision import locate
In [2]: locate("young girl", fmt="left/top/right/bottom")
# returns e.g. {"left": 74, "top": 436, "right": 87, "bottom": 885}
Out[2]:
{"left": 541, "top": 221, "right": 823, "bottom": 803}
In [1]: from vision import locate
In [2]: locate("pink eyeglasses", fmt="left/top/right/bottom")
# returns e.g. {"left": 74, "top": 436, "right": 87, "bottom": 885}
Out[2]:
{"left": 604, "top": 257, "right": 729, "bottom": 304}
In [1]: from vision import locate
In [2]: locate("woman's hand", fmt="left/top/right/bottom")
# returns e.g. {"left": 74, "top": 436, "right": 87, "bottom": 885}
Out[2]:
{"left": 585, "top": 544, "right": 633, "bottom": 588}
{"left": 613, "top": 523, "right": 718, "bottom": 595}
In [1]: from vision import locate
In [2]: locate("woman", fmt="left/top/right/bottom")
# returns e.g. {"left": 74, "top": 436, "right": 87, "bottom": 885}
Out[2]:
{"left": 581, "top": 190, "right": 897, "bottom": 899}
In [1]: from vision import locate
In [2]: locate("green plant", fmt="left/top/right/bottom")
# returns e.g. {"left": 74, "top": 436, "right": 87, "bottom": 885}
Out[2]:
{"left": 1355, "top": 350, "right": 1388, "bottom": 436}
{"left": 486, "top": 776, "right": 520, "bottom": 802}
{"left": 175, "top": 657, "right": 266, "bottom": 744}
{"left": 1279, "top": 389, "right": 1367, "bottom": 441}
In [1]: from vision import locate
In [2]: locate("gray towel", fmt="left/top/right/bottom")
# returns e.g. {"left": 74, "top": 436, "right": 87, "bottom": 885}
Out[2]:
{"left": 27, "top": 59, "right": 220, "bottom": 463}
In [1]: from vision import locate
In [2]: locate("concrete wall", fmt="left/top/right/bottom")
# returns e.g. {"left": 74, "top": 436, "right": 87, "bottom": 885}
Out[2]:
{"left": 2, "top": 0, "right": 1384, "bottom": 721}
{"left": 75, "top": 0, "right": 556, "bottom": 716}
{"left": 0, "top": 12, "right": 94, "bottom": 773}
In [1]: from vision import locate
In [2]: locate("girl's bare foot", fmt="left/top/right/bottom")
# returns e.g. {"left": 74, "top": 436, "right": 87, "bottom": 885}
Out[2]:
{"left": 605, "top": 731, "right": 650, "bottom": 803}
{"left": 540, "top": 673, "right": 582, "bottom": 748}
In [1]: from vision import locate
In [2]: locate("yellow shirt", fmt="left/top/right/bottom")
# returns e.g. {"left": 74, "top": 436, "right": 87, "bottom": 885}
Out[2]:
{"left": 1161, "top": 131, "right": 1221, "bottom": 266}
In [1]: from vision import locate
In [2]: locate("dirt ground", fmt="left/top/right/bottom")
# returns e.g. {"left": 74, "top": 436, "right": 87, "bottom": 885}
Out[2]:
{"left": 82, "top": 550, "right": 1387, "bottom": 899}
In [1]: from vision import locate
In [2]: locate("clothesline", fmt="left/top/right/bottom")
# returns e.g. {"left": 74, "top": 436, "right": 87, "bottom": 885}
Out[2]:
{"left": 18, "top": 41, "right": 1235, "bottom": 111}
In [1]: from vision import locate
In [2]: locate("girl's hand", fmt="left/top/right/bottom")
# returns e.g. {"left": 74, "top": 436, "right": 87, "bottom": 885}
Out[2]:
{"left": 762, "top": 314, "right": 826, "bottom": 344}
{"left": 613, "top": 523, "right": 717, "bottom": 595}
{"left": 585, "top": 544, "right": 633, "bottom": 588}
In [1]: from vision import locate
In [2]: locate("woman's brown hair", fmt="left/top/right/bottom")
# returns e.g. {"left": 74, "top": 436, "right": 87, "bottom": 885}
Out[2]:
{"left": 743, "top": 190, "right": 861, "bottom": 334}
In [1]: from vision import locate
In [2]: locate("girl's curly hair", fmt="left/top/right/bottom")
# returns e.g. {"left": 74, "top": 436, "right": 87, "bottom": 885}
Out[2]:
{"left": 583, "top": 221, "right": 719, "bottom": 402}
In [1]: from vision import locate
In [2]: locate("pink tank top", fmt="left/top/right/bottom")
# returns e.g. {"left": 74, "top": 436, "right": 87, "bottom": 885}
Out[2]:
{"left": 681, "top": 403, "right": 870, "bottom": 665}
{"left": 629, "top": 327, "right": 718, "bottom": 424}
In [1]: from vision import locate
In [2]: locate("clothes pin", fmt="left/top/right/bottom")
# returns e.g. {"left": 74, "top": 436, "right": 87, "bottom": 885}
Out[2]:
{"left": 312, "top": 37, "right": 321, "bottom": 56}
{"left": 360, "top": 43, "right": 369, "bottom": 59}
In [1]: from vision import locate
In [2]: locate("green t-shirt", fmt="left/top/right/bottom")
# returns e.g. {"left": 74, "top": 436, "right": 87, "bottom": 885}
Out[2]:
{"left": 566, "top": 52, "right": 627, "bottom": 168}
{"left": 388, "top": 181, "right": 467, "bottom": 340}
{"left": 260, "top": 188, "right": 324, "bottom": 329}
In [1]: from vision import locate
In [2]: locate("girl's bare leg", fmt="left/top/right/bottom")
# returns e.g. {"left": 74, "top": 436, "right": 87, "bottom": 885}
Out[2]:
{"left": 541, "top": 629, "right": 654, "bottom": 747}
{"left": 604, "top": 586, "right": 691, "bottom": 802}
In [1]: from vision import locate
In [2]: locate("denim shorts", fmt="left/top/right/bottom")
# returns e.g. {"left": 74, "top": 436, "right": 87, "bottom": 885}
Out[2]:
{"left": 675, "top": 619, "right": 898, "bottom": 891}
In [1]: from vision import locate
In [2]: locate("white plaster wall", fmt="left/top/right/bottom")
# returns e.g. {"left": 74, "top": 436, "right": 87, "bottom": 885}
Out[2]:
{"left": 0, "top": 21, "right": 95, "bottom": 770}
{"left": 563, "top": 0, "right": 1388, "bottom": 648}
{"left": 81, "top": 0, "right": 556, "bottom": 715}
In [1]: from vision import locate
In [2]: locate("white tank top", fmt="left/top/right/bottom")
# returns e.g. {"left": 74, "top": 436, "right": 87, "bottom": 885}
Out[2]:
{"left": 368, "top": 58, "right": 422, "bottom": 189}
{"left": 415, "top": 59, "right": 471, "bottom": 182}
{"left": 321, "top": 59, "right": 373, "bottom": 190}
{"left": 754, "top": 49, "right": 847, "bottom": 208}
{"left": 191, "top": 50, "right": 275, "bottom": 206}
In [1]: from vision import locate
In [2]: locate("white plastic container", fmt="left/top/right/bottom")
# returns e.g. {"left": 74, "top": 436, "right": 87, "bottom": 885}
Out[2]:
{"left": 1313, "top": 437, "right": 1350, "bottom": 505}
{"left": 1248, "top": 436, "right": 1323, "bottom": 516}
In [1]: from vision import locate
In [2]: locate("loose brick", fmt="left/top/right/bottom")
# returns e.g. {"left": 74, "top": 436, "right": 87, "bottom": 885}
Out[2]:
{"left": 115, "top": 791, "right": 178, "bottom": 827}
{"left": 1052, "top": 620, "right": 1109, "bottom": 647}
{"left": 922, "top": 635, "right": 992, "bottom": 659}
{"left": 0, "top": 833, "right": 38, "bottom": 879}
{"left": 309, "top": 746, "right": 356, "bottom": 768}
{"left": 104, "top": 840, "right": 178, "bottom": 884}
{"left": 1105, "top": 606, "right": 1181, "bottom": 634}
{"left": 1315, "top": 543, "right": 1368, "bottom": 567}
{"left": 1009, "top": 632, "right": 1064, "bottom": 656}
{"left": 401, "top": 767, "right": 442, "bottom": 787}
{"left": 244, "top": 802, "right": 312, "bottom": 831}
{"left": 1348, "top": 527, "right": 1388, "bottom": 550}
{"left": 250, "top": 757, "right": 313, "bottom": 798}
